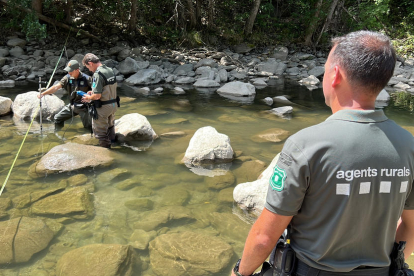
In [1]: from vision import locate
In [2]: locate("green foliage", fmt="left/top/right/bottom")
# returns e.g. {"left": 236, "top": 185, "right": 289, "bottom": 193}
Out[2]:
{"left": 5, "top": 0, "right": 47, "bottom": 41}
{"left": 392, "top": 91, "right": 414, "bottom": 112}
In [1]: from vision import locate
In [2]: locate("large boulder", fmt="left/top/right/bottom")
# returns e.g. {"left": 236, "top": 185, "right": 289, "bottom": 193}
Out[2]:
{"left": 12, "top": 92, "right": 64, "bottom": 121}
{"left": 0, "top": 96, "right": 12, "bottom": 115}
{"left": 0, "top": 217, "right": 54, "bottom": 264}
{"left": 149, "top": 231, "right": 233, "bottom": 276}
{"left": 233, "top": 153, "right": 280, "bottom": 217}
{"left": 125, "top": 69, "right": 163, "bottom": 85}
{"left": 118, "top": 57, "right": 149, "bottom": 75}
{"left": 256, "top": 58, "right": 287, "bottom": 75}
{"left": 56, "top": 244, "right": 140, "bottom": 276}
{"left": 28, "top": 143, "right": 114, "bottom": 178}
{"left": 115, "top": 113, "right": 157, "bottom": 142}
{"left": 182, "top": 126, "right": 234, "bottom": 165}
{"left": 216, "top": 81, "right": 256, "bottom": 98}
{"left": 30, "top": 187, "right": 94, "bottom": 219}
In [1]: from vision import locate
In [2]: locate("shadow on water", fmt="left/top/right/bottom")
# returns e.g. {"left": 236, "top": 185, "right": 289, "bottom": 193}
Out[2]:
{"left": 0, "top": 79, "right": 412, "bottom": 275}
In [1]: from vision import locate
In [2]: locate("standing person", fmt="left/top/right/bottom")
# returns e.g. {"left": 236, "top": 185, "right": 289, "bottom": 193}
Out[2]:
{"left": 81, "top": 53, "right": 119, "bottom": 148}
{"left": 232, "top": 31, "right": 414, "bottom": 276}
{"left": 38, "top": 59, "right": 92, "bottom": 130}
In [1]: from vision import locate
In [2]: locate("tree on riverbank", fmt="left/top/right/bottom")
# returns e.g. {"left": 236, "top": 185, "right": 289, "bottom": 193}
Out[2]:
{"left": 0, "top": 0, "right": 413, "bottom": 57}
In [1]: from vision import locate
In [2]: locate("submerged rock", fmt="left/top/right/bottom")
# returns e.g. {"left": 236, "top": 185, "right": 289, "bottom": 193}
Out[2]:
{"left": 0, "top": 217, "right": 54, "bottom": 264}
{"left": 56, "top": 244, "right": 140, "bottom": 276}
{"left": 30, "top": 187, "right": 94, "bottom": 219}
{"left": 149, "top": 231, "right": 233, "bottom": 276}
{"left": 28, "top": 143, "right": 114, "bottom": 178}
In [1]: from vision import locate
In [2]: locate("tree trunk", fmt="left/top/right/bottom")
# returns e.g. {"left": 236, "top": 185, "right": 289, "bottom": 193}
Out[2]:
{"left": 304, "top": 0, "right": 324, "bottom": 46}
{"left": 31, "top": 0, "right": 42, "bottom": 14}
{"left": 207, "top": 0, "right": 215, "bottom": 30}
{"left": 315, "top": 0, "right": 339, "bottom": 45}
{"left": 186, "top": 0, "right": 197, "bottom": 29}
{"left": 128, "top": 0, "right": 137, "bottom": 31}
{"left": 195, "top": 0, "right": 202, "bottom": 27}
{"left": 244, "top": 0, "right": 261, "bottom": 35}
{"left": 64, "top": 0, "right": 73, "bottom": 24}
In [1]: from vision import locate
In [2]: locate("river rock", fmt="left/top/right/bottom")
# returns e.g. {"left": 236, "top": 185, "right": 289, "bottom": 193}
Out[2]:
{"left": 115, "top": 113, "right": 158, "bottom": 141}
{"left": 376, "top": 89, "right": 390, "bottom": 103}
{"left": 257, "top": 58, "right": 287, "bottom": 75}
{"left": 0, "top": 96, "right": 12, "bottom": 115}
{"left": 251, "top": 128, "right": 290, "bottom": 143}
{"left": 31, "top": 187, "right": 94, "bottom": 219}
{"left": 0, "top": 80, "right": 15, "bottom": 87}
{"left": 28, "top": 143, "right": 114, "bottom": 178}
{"left": 204, "top": 171, "right": 235, "bottom": 190}
{"left": 133, "top": 206, "right": 193, "bottom": 231}
{"left": 0, "top": 217, "right": 54, "bottom": 264}
{"left": 129, "top": 229, "right": 156, "bottom": 250}
{"left": 308, "top": 66, "right": 325, "bottom": 77}
{"left": 7, "top": 38, "right": 27, "bottom": 47}
{"left": 9, "top": 46, "right": 24, "bottom": 58}
{"left": 233, "top": 153, "right": 280, "bottom": 217}
{"left": 125, "top": 68, "right": 163, "bottom": 85}
{"left": 12, "top": 92, "right": 65, "bottom": 121}
{"left": 0, "top": 48, "right": 9, "bottom": 57}
{"left": 271, "top": 106, "right": 293, "bottom": 117}
{"left": 193, "top": 79, "right": 220, "bottom": 87}
{"left": 56, "top": 244, "right": 140, "bottom": 276}
{"left": 182, "top": 126, "right": 234, "bottom": 165}
{"left": 272, "top": 46, "right": 289, "bottom": 61}
{"left": 216, "top": 81, "right": 256, "bottom": 97}
{"left": 299, "top": 75, "right": 320, "bottom": 85}
{"left": 194, "top": 58, "right": 218, "bottom": 69}
{"left": 118, "top": 57, "right": 149, "bottom": 75}
{"left": 149, "top": 231, "right": 233, "bottom": 276}
{"left": 175, "top": 76, "right": 196, "bottom": 84}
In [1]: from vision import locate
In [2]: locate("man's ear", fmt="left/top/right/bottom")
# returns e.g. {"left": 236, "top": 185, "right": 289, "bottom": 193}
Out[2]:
{"left": 332, "top": 65, "right": 342, "bottom": 87}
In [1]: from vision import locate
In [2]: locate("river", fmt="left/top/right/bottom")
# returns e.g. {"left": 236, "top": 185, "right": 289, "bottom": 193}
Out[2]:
{"left": 0, "top": 79, "right": 413, "bottom": 275}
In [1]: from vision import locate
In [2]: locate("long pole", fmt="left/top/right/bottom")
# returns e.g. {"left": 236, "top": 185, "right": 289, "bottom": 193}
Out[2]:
{"left": 39, "top": 77, "right": 43, "bottom": 137}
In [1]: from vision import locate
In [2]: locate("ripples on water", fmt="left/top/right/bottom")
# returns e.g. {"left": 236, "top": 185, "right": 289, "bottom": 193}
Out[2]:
{"left": 0, "top": 80, "right": 413, "bottom": 275}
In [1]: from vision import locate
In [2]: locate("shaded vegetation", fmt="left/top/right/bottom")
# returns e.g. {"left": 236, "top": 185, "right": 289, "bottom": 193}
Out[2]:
{"left": 0, "top": 0, "right": 413, "bottom": 56}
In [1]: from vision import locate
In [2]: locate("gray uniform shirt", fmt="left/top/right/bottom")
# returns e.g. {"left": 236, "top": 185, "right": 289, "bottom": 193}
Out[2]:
{"left": 265, "top": 109, "right": 414, "bottom": 272}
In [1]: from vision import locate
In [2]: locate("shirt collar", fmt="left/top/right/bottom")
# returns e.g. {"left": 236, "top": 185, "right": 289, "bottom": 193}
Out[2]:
{"left": 325, "top": 109, "right": 388, "bottom": 123}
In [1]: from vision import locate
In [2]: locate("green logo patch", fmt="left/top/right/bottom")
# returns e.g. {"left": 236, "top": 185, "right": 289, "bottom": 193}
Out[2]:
{"left": 270, "top": 165, "right": 286, "bottom": 191}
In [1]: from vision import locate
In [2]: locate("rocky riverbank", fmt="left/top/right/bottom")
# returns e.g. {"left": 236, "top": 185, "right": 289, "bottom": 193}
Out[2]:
{"left": 1, "top": 35, "right": 414, "bottom": 99}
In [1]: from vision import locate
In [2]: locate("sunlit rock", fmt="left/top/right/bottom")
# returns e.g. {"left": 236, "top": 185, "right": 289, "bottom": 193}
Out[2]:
{"left": 56, "top": 244, "right": 140, "bottom": 276}
{"left": 298, "top": 75, "right": 320, "bottom": 86}
{"left": 251, "top": 128, "right": 290, "bottom": 143}
{"left": 115, "top": 113, "right": 158, "bottom": 142}
{"left": 149, "top": 231, "right": 233, "bottom": 276}
{"left": 233, "top": 153, "right": 280, "bottom": 218}
{"left": 0, "top": 217, "right": 54, "bottom": 264}
{"left": 0, "top": 96, "right": 12, "bottom": 115}
{"left": 217, "top": 81, "right": 255, "bottom": 99}
{"left": 182, "top": 126, "right": 234, "bottom": 166}
{"left": 118, "top": 57, "right": 149, "bottom": 75}
{"left": 12, "top": 92, "right": 64, "bottom": 121}
{"left": 0, "top": 80, "right": 15, "bottom": 88}
{"left": 125, "top": 68, "right": 163, "bottom": 85}
{"left": 28, "top": 143, "right": 114, "bottom": 178}
{"left": 30, "top": 187, "right": 94, "bottom": 219}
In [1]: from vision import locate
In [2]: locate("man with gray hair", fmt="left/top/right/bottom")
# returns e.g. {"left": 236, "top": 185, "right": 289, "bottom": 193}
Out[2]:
{"left": 232, "top": 31, "right": 414, "bottom": 276}
{"left": 81, "top": 53, "right": 119, "bottom": 148}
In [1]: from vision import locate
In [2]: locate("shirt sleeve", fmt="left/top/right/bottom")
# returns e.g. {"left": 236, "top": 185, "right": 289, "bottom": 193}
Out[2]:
{"left": 59, "top": 75, "right": 69, "bottom": 88}
{"left": 265, "top": 138, "right": 310, "bottom": 216}
{"left": 404, "top": 180, "right": 414, "bottom": 209}
{"left": 92, "top": 72, "right": 103, "bottom": 94}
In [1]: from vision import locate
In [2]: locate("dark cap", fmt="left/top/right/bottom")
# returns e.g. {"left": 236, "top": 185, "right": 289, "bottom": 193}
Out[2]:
{"left": 64, "top": 60, "right": 80, "bottom": 72}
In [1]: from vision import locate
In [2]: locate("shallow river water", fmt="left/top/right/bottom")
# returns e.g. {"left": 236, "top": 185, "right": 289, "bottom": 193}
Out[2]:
{"left": 0, "top": 79, "right": 413, "bottom": 275}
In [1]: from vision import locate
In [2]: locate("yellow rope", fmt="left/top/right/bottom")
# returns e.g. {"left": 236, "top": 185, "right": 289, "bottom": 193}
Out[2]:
{"left": 0, "top": 29, "right": 72, "bottom": 197}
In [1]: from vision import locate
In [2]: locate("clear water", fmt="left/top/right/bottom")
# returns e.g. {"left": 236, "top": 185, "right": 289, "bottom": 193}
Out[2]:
{"left": 0, "top": 79, "right": 413, "bottom": 275}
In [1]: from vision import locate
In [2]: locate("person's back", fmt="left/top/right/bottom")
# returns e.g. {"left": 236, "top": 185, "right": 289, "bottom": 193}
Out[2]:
{"left": 231, "top": 31, "right": 414, "bottom": 276}
{"left": 266, "top": 109, "right": 414, "bottom": 271}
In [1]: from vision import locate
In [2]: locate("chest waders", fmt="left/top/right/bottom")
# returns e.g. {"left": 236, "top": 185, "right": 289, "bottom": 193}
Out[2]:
{"left": 88, "top": 71, "right": 120, "bottom": 120}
